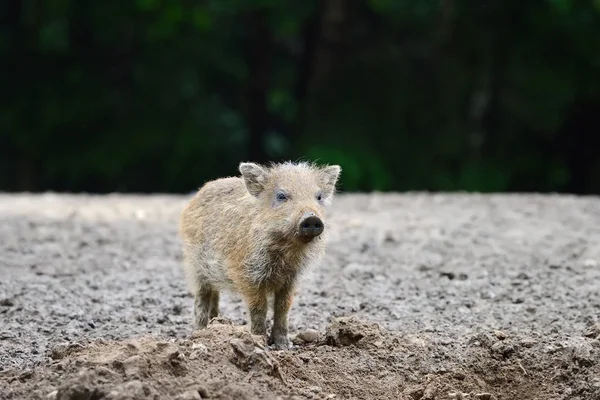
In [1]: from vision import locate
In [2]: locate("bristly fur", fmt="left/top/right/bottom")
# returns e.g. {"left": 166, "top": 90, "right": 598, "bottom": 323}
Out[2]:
{"left": 179, "top": 160, "right": 341, "bottom": 349}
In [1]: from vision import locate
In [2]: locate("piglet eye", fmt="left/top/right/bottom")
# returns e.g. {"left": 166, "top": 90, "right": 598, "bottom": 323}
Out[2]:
{"left": 276, "top": 191, "right": 287, "bottom": 201}
{"left": 316, "top": 193, "right": 323, "bottom": 201}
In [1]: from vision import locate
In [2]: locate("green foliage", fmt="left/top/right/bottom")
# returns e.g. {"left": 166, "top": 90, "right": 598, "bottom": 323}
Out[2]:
{"left": 1, "top": 0, "right": 600, "bottom": 193}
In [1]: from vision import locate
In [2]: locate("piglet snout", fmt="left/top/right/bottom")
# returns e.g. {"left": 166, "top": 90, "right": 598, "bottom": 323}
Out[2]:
{"left": 299, "top": 213, "right": 324, "bottom": 238}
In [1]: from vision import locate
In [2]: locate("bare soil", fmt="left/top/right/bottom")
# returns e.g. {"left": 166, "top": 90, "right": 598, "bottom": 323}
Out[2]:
{"left": 1, "top": 192, "right": 599, "bottom": 400}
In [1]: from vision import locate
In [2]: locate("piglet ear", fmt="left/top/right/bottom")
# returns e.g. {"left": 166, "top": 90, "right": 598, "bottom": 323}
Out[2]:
{"left": 239, "top": 162, "right": 269, "bottom": 197}
{"left": 320, "top": 165, "right": 341, "bottom": 196}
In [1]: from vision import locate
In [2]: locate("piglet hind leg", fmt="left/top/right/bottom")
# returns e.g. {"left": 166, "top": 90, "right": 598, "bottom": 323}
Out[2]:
{"left": 209, "top": 290, "right": 220, "bottom": 320}
{"left": 193, "top": 283, "right": 217, "bottom": 329}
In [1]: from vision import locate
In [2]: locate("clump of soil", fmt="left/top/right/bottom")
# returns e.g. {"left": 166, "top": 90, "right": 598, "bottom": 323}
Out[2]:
{"left": 2, "top": 317, "right": 598, "bottom": 400}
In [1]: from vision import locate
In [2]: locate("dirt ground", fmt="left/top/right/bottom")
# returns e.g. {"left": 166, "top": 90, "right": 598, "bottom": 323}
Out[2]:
{"left": 1, "top": 192, "right": 599, "bottom": 400}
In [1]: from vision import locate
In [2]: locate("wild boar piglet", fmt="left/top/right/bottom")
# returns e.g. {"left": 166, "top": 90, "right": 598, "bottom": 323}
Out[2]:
{"left": 179, "top": 161, "right": 342, "bottom": 349}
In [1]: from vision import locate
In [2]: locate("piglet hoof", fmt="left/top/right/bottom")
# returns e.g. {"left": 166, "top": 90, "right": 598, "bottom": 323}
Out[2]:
{"left": 268, "top": 334, "right": 292, "bottom": 350}
{"left": 193, "top": 315, "right": 209, "bottom": 330}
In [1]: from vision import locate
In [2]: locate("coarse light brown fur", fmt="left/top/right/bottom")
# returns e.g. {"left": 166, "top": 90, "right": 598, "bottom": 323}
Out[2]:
{"left": 179, "top": 161, "right": 341, "bottom": 349}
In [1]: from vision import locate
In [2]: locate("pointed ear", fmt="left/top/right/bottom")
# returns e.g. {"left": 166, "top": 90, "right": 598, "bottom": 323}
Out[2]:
{"left": 320, "top": 165, "right": 341, "bottom": 196}
{"left": 239, "top": 162, "right": 269, "bottom": 197}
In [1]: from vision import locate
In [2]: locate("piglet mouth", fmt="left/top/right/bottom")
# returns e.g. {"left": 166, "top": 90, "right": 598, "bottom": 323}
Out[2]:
{"left": 297, "top": 234, "right": 318, "bottom": 243}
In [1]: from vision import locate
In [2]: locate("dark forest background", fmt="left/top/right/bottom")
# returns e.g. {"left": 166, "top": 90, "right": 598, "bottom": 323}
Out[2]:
{"left": 1, "top": 0, "right": 600, "bottom": 194}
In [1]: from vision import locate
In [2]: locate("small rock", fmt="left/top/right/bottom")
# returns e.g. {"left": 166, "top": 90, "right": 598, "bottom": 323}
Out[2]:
{"left": 189, "top": 342, "right": 208, "bottom": 360}
{"left": 480, "top": 291, "right": 494, "bottom": 299}
{"left": 453, "top": 371, "right": 466, "bottom": 380}
{"left": 0, "top": 298, "right": 14, "bottom": 307}
{"left": 440, "top": 272, "right": 456, "bottom": 280}
{"left": 230, "top": 337, "right": 283, "bottom": 380}
{"left": 192, "top": 342, "right": 207, "bottom": 351}
{"left": 197, "top": 387, "right": 209, "bottom": 398}
{"left": 176, "top": 390, "right": 201, "bottom": 400}
{"left": 494, "top": 330, "right": 507, "bottom": 340}
{"left": 155, "top": 341, "right": 169, "bottom": 350}
{"left": 18, "top": 370, "right": 34, "bottom": 381}
{"left": 516, "top": 272, "right": 530, "bottom": 280}
{"left": 405, "top": 385, "right": 424, "bottom": 399}
{"left": 583, "top": 258, "right": 598, "bottom": 268}
{"left": 293, "top": 329, "right": 320, "bottom": 344}
{"left": 180, "top": 386, "right": 209, "bottom": 399}
{"left": 583, "top": 323, "right": 600, "bottom": 339}
{"left": 520, "top": 338, "right": 538, "bottom": 348}
{"left": 572, "top": 344, "right": 594, "bottom": 367}
{"left": 325, "top": 321, "right": 366, "bottom": 347}
{"left": 0, "top": 331, "right": 14, "bottom": 340}
{"left": 474, "top": 394, "right": 493, "bottom": 400}
{"left": 491, "top": 341, "right": 514, "bottom": 358}
{"left": 172, "top": 305, "right": 183, "bottom": 315}
{"left": 230, "top": 338, "right": 256, "bottom": 360}
{"left": 47, "top": 390, "right": 58, "bottom": 400}
{"left": 168, "top": 349, "right": 185, "bottom": 362}
{"left": 512, "top": 297, "right": 524, "bottom": 304}
{"left": 383, "top": 232, "right": 396, "bottom": 243}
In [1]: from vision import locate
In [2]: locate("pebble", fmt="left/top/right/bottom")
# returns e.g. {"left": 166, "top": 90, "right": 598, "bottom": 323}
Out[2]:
{"left": 494, "top": 330, "right": 507, "bottom": 340}
{"left": 293, "top": 329, "right": 320, "bottom": 344}
{"left": 583, "top": 323, "right": 600, "bottom": 339}
{"left": 0, "top": 298, "right": 14, "bottom": 307}
{"left": 176, "top": 390, "right": 201, "bottom": 400}
{"left": 583, "top": 258, "right": 598, "bottom": 268}
{"left": 491, "top": 341, "right": 514, "bottom": 357}
{"left": 520, "top": 338, "right": 538, "bottom": 348}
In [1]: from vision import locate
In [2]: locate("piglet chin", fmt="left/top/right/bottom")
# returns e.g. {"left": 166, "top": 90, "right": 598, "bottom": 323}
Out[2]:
{"left": 296, "top": 234, "right": 320, "bottom": 244}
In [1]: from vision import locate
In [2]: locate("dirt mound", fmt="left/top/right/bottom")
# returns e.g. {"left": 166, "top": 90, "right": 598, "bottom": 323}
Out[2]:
{"left": 2, "top": 316, "right": 598, "bottom": 400}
